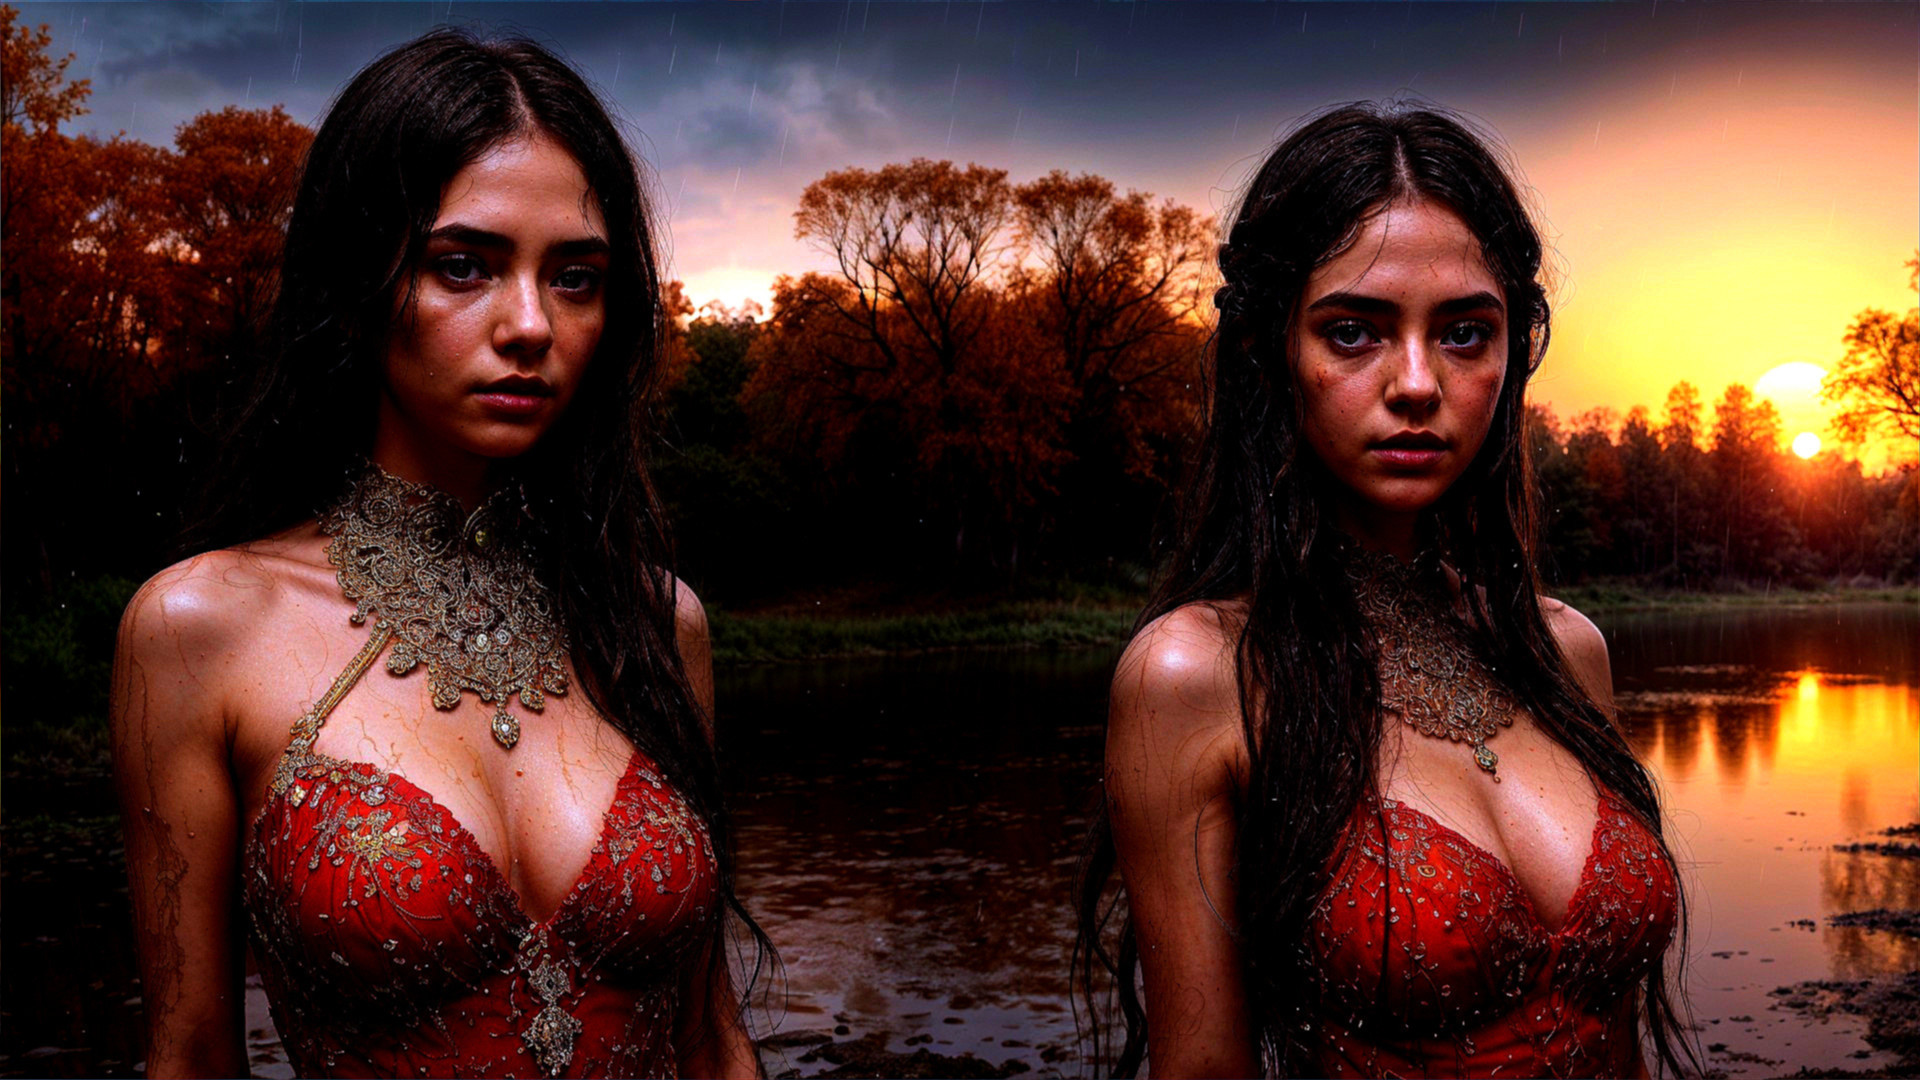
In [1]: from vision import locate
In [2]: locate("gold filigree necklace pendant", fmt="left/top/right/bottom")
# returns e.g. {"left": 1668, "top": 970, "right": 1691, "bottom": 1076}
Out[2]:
{"left": 321, "top": 462, "right": 569, "bottom": 749}
{"left": 1343, "top": 543, "right": 1515, "bottom": 781}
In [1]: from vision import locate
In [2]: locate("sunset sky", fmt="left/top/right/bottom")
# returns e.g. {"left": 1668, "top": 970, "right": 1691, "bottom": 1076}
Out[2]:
{"left": 25, "top": 1, "right": 1918, "bottom": 466}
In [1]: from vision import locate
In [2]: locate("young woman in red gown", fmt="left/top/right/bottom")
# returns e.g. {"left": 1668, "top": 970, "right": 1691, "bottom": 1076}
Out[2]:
{"left": 1078, "top": 103, "right": 1696, "bottom": 1078}
{"left": 111, "top": 31, "right": 763, "bottom": 1078}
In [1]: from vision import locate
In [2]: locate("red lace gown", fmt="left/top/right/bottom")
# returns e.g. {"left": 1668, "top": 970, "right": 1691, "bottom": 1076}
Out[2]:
{"left": 242, "top": 638, "right": 719, "bottom": 1078}
{"left": 1301, "top": 789, "right": 1679, "bottom": 1078}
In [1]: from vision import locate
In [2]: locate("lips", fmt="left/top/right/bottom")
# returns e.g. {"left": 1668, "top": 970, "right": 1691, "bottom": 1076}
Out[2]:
{"left": 473, "top": 375, "right": 555, "bottom": 418}
{"left": 1370, "top": 430, "right": 1448, "bottom": 467}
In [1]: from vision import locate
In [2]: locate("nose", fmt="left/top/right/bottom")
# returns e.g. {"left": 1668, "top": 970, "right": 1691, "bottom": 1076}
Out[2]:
{"left": 493, "top": 272, "right": 553, "bottom": 361}
{"left": 1385, "top": 339, "right": 1441, "bottom": 416}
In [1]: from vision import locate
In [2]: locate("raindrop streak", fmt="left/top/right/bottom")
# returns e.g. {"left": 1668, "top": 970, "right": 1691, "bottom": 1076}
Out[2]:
{"left": 1230, "top": 113, "right": 1240, "bottom": 141}
{"left": 244, "top": 76, "right": 253, "bottom": 106}
{"left": 1516, "top": 11, "right": 1524, "bottom": 37}
{"left": 949, "top": 63, "right": 960, "bottom": 105}
{"left": 1592, "top": 119, "right": 1601, "bottom": 148}
{"left": 668, "top": 45, "right": 677, "bottom": 75}
{"left": 945, "top": 115, "right": 955, "bottom": 150}
{"left": 1302, "top": 11, "right": 1309, "bottom": 32}
{"left": 779, "top": 122, "right": 791, "bottom": 164}
{"left": 732, "top": 167, "right": 742, "bottom": 197}
{"left": 1557, "top": 33, "right": 1564, "bottom": 61}
{"left": 611, "top": 50, "right": 622, "bottom": 89}
{"left": 1669, "top": 73, "right": 1677, "bottom": 99}
{"left": 1073, "top": 49, "right": 1080, "bottom": 77}
{"left": 669, "top": 14, "right": 676, "bottom": 36}
{"left": 748, "top": 82, "right": 758, "bottom": 118}
{"left": 715, "top": 42, "right": 722, "bottom": 65}
{"left": 976, "top": 2, "right": 986, "bottom": 41}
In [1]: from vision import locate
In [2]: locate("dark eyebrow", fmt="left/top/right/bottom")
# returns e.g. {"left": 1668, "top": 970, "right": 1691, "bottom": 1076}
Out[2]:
{"left": 1434, "top": 291, "right": 1506, "bottom": 317}
{"left": 1305, "top": 290, "right": 1506, "bottom": 317}
{"left": 427, "top": 224, "right": 610, "bottom": 258}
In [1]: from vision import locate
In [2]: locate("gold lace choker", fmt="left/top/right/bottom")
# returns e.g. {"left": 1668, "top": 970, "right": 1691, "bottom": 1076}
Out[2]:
{"left": 320, "top": 462, "right": 569, "bottom": 750}
{"left": 1341, "top": 541, "right": 1516, "bottom": 781}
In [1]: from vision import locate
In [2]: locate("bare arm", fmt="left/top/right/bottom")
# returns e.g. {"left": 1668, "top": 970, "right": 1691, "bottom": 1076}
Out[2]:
{"left": 1547, "top": 598, "right": 1650, "bottom": 1077}
{"left": 1543, "top": 598, "right": 1616, "bottom": 717}
{"left": 671, "top": 582, "right": 760, "bottom": 1080}
{"left": 1106, "top": 607, "right": 1257, "bottom": 1079}
{"left": 110, "top": 560, "right": 251, "bottom": 1077}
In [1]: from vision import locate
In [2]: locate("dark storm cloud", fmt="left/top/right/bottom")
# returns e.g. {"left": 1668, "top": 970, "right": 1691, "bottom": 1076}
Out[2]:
{"left": 26, "top": 1, "right": 1915, "bottom": 172}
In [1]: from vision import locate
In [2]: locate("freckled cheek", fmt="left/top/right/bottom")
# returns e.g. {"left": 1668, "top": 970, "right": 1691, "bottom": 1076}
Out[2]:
{"left": 1453, "top": 368, "right": 1507, "bottom": 449}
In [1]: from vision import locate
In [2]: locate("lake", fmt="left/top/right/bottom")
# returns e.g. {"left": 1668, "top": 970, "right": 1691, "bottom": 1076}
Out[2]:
{"left": 727, "top": 602, "right": 1919, "bottom": 1078}
{"left": 1, "top": 602, "right": 1913, "bottom": 1077}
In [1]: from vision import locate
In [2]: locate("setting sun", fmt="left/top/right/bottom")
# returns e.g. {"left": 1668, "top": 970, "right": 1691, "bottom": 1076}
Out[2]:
{"left": 1792, "top": 432, "right": 1822, "bottom": 459}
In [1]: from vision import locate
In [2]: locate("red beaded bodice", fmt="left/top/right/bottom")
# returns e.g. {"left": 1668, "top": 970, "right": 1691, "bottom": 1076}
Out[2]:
{"left": 241, "top": 635, "right": 717, "bottom": 1078}
{"left": 1301, "top": 790, "right": 1678, "bottom": 1079}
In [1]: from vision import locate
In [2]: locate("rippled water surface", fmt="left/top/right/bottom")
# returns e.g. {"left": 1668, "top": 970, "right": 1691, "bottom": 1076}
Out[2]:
{"left": 2, "top": 603, "right": 1912, "bottom": 1077}
{"left": 727, "top": 603, "right": 1919, "bottom": 1077}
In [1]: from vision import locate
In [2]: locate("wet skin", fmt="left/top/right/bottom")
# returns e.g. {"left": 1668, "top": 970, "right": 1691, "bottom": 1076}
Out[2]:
{"left": 110, "top": 131, "right": 753, "bottom": 1078}
{"left": 1107, "top": 200, "right": 1629, "bottom": 1077}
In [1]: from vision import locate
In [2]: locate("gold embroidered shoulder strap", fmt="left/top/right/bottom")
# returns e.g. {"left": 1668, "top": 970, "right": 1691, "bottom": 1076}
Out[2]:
{"left": 268, "top": 625, "right": 396, "bottom": 797}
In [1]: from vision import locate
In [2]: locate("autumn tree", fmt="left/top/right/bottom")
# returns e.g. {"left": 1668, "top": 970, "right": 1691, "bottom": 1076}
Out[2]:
{"left": 1823, "top": 256, "right": 1920, "bottom": 450}
{"left": 0, "top": 5, "right": 88, "bottom": 133}
{"left": 2, "top": 8, "right": 170, "bottom": 430}
{"left": 1007, "top": 171, "right": 1211, "bottom": 557}
{"left": 2, "top": 13, "right": 318, "bottom": 595}
{"left": 790, "top": 158, "right": 1014, "bottom": 374}
{"left": 1010, "top": 170, "right": 1211, "bottom": 470}
{"left": 754, "top": 159, "right": 1078, "bottom": 569}
{"left": 158, "top": 106, "right": 312, "bottom": 373}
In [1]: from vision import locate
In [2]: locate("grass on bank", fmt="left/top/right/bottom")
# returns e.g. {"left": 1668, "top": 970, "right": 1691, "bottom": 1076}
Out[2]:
{"left": 1555, "top": 581, "right": 1919, "bottom": 614}
{"left": 707, "top": 600, "right": 1139, "bottom": 665}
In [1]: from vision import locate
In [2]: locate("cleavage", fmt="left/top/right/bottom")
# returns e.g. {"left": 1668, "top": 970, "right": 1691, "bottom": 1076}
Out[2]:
{"left": 1375, "top": 714, "right": 1604, "bottom": 932}
{"left": 304, "top": 682, "right": 634, "bottom": 925}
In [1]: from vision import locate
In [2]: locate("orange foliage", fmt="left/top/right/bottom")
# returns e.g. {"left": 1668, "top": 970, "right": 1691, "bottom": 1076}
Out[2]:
{"left": 3, "top": 14, "right": 312, "bottom": 444}
{"left": 0, "top": 5, "right": 88, "bottom": 134}
{"left": 750, "top": 159, "right": 1210, "bottom": 563}
{"left": 158, "top": 106, "right": 312, "bottom": 371}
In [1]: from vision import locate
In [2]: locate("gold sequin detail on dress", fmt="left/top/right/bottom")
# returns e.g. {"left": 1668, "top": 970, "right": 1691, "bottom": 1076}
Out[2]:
{"left": 320, "top": 461, "right": 569, "bottom": 749}
{"left": 1343, "top": 543, "right": 1516, "bottom": 780}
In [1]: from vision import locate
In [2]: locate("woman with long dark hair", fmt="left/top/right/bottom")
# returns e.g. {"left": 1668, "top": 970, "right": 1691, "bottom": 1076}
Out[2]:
{"left": 1077, "top": 102, "right": 1695, "bottom": 1078}
{"left": 111, "top": 29, "right": 764, "bottom": 1077}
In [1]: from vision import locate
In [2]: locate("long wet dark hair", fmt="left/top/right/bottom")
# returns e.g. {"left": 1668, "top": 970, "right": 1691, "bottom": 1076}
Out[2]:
{"left": 1075, "top": 101, "right": 1695, "bottom": 1077}
{"left": 179, "top": 28, "right": 770, "bottom": 1050}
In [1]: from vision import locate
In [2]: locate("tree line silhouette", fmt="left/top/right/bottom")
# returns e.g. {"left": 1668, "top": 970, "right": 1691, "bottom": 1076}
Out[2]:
{"left": 4, "top": 7, "right": 1915, "bottom": 623}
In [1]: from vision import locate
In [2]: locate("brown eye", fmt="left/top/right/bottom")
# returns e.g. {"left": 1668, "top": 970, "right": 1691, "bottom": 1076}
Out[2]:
{"left": 553, "top": 267, "right": 601, "bottom": 295}
{"left": 436, "top": 255, "right": 487, "bottom": 284}
{"left": 1326, "top": 322, "right": 1376, "bottom": 350}
{"left": 1442, "top": 322, "right": 1493, "bottom": 350}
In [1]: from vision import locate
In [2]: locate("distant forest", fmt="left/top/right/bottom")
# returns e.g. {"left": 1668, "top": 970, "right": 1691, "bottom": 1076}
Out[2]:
{"left": 6, "top": 11, "right": 1916, "bottom": 620}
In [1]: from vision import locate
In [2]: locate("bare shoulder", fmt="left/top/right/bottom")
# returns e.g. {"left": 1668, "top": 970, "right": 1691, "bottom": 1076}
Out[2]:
{"left": 1110, "top": 601, "right": 1246, "bottom": 756}
{"left": 120, "top": 548, "right": 290, "bottom": 663}
{"left": 1540, "top": 595, "right": 1613, "bottom": 710}
{"left": 668, "top": 576, "right": 717, "bottom": 735}
{"left": 671, "top": 576, "right": 710, "bottom": 642}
